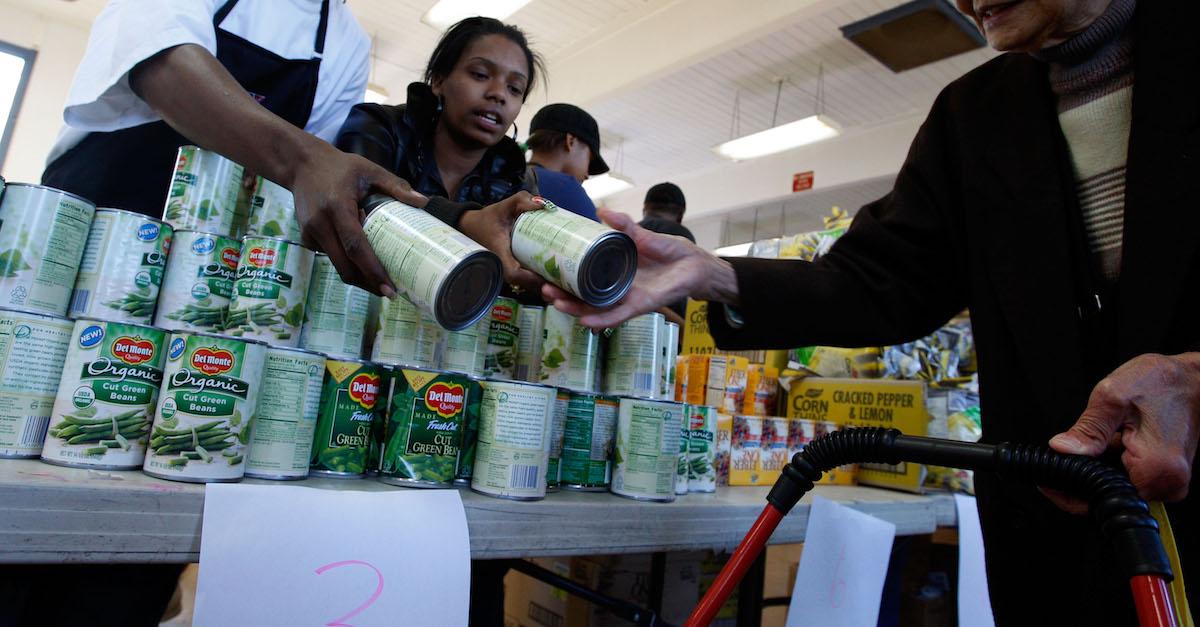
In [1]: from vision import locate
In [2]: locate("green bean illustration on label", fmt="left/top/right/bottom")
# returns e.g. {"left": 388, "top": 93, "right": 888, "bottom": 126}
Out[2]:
{"left": 226, "top": 236, "right": 314, "bottom": 347}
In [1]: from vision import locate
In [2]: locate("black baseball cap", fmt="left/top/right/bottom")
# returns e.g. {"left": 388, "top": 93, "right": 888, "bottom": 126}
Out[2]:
{"left": 529, "top": 103, "right": 609, "bottom": 175}
{"left": 644, "top": 182, "right": 686, "bottom": 208}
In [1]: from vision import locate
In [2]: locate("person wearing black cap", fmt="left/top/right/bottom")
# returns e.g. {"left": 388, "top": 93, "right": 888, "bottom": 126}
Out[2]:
{"left": 639, "top": 182, "right": 695, "bottom": 243}
{"left": 525, "top": 103, "right": 608, "bottom": 221}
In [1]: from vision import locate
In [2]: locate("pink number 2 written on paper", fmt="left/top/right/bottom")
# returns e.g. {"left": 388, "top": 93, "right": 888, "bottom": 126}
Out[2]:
{"left": 315, "top": 560, "right": 385, "bottom": 627}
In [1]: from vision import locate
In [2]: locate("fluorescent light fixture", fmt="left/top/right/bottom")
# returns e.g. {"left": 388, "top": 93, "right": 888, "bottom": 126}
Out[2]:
{"left": 713, "top": 114, "right": 840, "bottom": 161}
{"left": 582, "top": 173, "right": 635, "bottom": 201}
{"left": 714, "top": 242, "right": 753, "bottom": 257}
{"left": 364, "top": 83, "right": 389, "bottom": 105}
{"left": 422, "top": 0, "right": 534, "bottom": 31}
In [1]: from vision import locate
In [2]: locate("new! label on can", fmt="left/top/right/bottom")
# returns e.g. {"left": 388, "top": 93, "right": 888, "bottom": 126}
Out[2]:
{"left": 246, "top": 177, "right": 300, "bottom": 241}
{"left": 155, "top": 231, "right": 241, "bottom": 333}
{"left": 42, "top": 320, "right": 166, "bottom": 469}
{"left": 511, "top": 199, "right": 636, "bottom": 306}
{"left": 0, "top": 184, "right": 96, "bottom": 316}
{"left": 687, "top": 405, "right": 718, "bottom": 493}
{"left": 361, "top": 195, "right": 501, "bottom": 330}
{"left": 559, "top": 392, "right": 618, "bottom": 490}
{"left": 540, "top": 307, "right": 600, "bottom": 392}
{"left": 471, "top": 379, "right": 556, "bottom": 500}
{"left": 299, "top": 254, "right": 371, "bottom": 360}
{"left": 0, "top": 308, "right": 73, "bottom": 458}
{"left": 244, "top": 346, "right": 326, "bottom": 480}
{"left": 162, "top": 146, "right": 245, "bottom": 237}
{"left": 545, "top": 388, "right": 569, "bottom": 490}
{"left": 310, "top": 358, "right": 382, "bottom": 477}
{"left": 603, "top": 313, "right": 664, "bottom": 398}
{"left": 144, "top": 332, "right": 266, "bottom": 482}
{"left": 439, "top": 316, "right": 488, "bottom": 376}
{"left": 226, "top": 235, "right": 314, "bottom": 346}
{"left": 70, "top": 209, "right": 173, "bottom": 325}
{"left": 611, "top": 397, "right": 684, "bottom": 502}
{"left": 373, "top": 295, "right": 442, "bottom": 368}
{"left": 483, "top": 297, "right": 519, "bottom": 379}
{"left": 380, "top": 368, "right": 471, "bottom": 487}
{"left": 514, "top": 305, "right": 544, "bottom": 382}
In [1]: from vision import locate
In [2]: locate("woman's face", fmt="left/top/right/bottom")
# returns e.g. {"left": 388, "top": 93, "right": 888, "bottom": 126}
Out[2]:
{"left": 432, "top": 34, "right": 529, "bottom": 149}
{"left": 954, "top": 0, "right": 1111, "bottom": 52}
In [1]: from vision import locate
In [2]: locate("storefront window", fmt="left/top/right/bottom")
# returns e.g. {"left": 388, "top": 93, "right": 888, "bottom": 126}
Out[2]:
{"left": 0, "top": 42, "right": 36, "bottom": 171}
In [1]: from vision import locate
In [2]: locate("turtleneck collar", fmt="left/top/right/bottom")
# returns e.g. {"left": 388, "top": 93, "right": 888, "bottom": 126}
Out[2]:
{"left": 1035, "top": 0, "right": 1135, "bottom": 66}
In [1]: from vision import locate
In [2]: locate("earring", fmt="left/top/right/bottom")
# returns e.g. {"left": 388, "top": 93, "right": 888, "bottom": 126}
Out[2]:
{"left": 436, "top": 95, "right": 444, "bottom": 114}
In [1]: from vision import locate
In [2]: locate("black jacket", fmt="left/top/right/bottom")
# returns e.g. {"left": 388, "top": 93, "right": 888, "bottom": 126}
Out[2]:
{"left": 709, "top": 3, "right": 1198, "bottom": 624}
{"left": 335, "top": 82, "right": 530, "bottom": 226}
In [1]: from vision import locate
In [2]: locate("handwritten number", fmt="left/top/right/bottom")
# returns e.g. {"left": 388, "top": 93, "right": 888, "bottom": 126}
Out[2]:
{"left": 314, "top": 560, "right": 384, "bottom": 627}
{"left": 829, "top": 545, "right": 847, "bottom": 609}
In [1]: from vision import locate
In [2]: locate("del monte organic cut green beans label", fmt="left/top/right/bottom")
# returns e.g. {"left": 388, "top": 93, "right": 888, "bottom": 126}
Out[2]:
{"left": 687, "top": 404, "right": 718, "bottom": 493}
{"left": 143, "top": 332, "right": 266, "bottom": 482}
{"left": 70, "top": 209, "right": 173, "bottom": 325}
{"left": 246, "top": 176, "right": 300, "bottom": 241}
{"left": 226, "top": 235, "right": 314, "bottom": 346}
{"left": 156, "top": 231, "right": 240, "bottom": 332}
{"left": 0, "top": 308, "right": 73, "bottom": 458}
{"left": 162, "top": 146, "right": 244, "bottom": 237}
{"left": 380, "top": 368, "right": 470, "bottom": 487}
{"left": 310, "top": 358, "right": 382, "bottom": 477}
{"left": 541, "top": 307, "right": 600, "bottom": 392}
{"left": 0, "top": 184, "right": 96, "bottom": 316}
{"left": 42, "top": 320, "right": 165, "bottom": 469}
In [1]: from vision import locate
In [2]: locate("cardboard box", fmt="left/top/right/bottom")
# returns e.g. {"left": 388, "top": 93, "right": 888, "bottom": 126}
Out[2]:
{"left": 743, "top": 364, "right": 780, "bottom": 415}
{"left": 715, "top": 412, "right": 731, "bottom": 486}
{"left": 681, "top": 299, "right": 716, "bottom": 355}
{"left": 786, "top": 418, "right": 857, "bottom": 485}
{"left": 719, "top": 356, "right": 750, "bottom": 413}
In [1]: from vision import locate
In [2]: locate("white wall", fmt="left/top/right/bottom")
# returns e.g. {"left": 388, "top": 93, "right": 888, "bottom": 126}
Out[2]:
{"left": 0, "top": 6, "right": 89, "bottom": 183}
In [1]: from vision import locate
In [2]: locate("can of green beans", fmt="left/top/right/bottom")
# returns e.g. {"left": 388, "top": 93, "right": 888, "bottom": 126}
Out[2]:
{"left": 675, "top": 414, "right": 689, "bottom": 495}
{"left": 162, "top": 146, "right": 244, "bottom": 237}
{"left": 69, "top": 209, "right": 172, "bottom": 325}
{"left": 245, "top": 177, "right": 300, "bottom": 241}
{"left": 540, "top": 307, "right": 600, "bottom": 392}
{"left": 611, "top": 397, "right": 685, "bottom": 502}
{"left": 483, "top": 296, "right": 519, "bottom": 379}
{"left": 299, "top": 254, "right": 371, "bottom": 360}
{"left": 660, "top": 321, "right": 679, "bottom": 400}
{"left": 470, "top": 379, "right": 556, "bottom": 500}
{"left": 226, "top": 235, "right": 314, "bottom": 346}
{"left": 379, "top": 367, "right": 471, "bottom": 487}
{"left": 310, "top": 357, "right": 382, "bottom": 478}
{"left": 544, "top": 388, "right": 569, "bottom": 490}
{"left": 364, "top": 366, "right": 392, "bottom": 476}
{"left": 0, "top": 307, "right": 73, "bottom": 458}
{"left": 155, "top": 231, "right": 241, "bottom": 333}
{"left": 514, "top": 305, "right": 544, "bottom": 382}
{"left": 686, "top": 404, "right": 718, "bottom": 493}
{"left": 41, "top": 320, "right": 166, "bottom": 469}
{"left": 511, "top": 198, "right": 636, "bottom": 306}
{"left": 453, "top": 376, "right": 483, "bottom": 485}
{"left": 603, "top": 313, "right": 665, "bottom": 399}
{"left": 559, "top": 392, "right": 618, "bottom": 491}
{"left": 361, "top": 195, "right": 501, "bottom": 331}
{"left": 439, "top": 315, "right": 488, "bottom": 376}
{"left": 244, "top": 346, "right": 326, "bottom": 480}
{"left": 0, "top": 183, "right": 96, "bottom": 316}
{"left": 143, "top": 331, "right": 265, "bottom": 482}
{"left": 372, "top": 295, "right": 442, "bottom": 368}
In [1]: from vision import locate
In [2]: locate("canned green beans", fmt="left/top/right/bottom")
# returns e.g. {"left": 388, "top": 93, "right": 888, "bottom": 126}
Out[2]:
{"left": 70, "top": 209, "right": 172, "bottom": 325}
{"left": 225, "top": 235, "right": 314, "bottom": 346}
{"left": 244, "top": 346, "right": 326, "bottom": 480}
{"left": 514, "top": 305, "right": 544, "bottom": 382}
{"left": 162, "top": 146, "right": 245, "bottom": 237}
{"left": 299, "top": 254, "right": 370, "bottom": 360}
{"left": 0, "top": 308, "right": 73, "bottom": 458}
{"left": 453, "top": 377, "right": 483, "bottom": 485}
{"left": 603, "top": 313, "right": 665, "bottom": 399}
{"left": 545, "top": 388, "right": 569, "bottom": 490}
{"left": 471, "top": 379, "right": 556, "bottom": 500}
{"left": 611, "top": 397, "right": 685, "bottom": 502}
{"left": 0, "top": 183, "right": 96, "bottom": 316}
{"left": 155, "top": 231, "right": 241, "bottom": 332}
{"left": 361, "top": 195, "right": 501, "bottom": 330}
{"left": 246, "top": 177, "right": 299, "bottom": 241}
{"left": 144, "top": 332, "right": 266, "bottom": 482}
{"left": 379, "top": 368, "right": 471, "bottom": 487}
{"left": 686, "top": 405, "right": 718, "bottom": 493}
{"left": 660, "top": 321, "right": 679, "bottom": 400}
{"left": 439, "top": 316, "right": 488, "bottom": 376}
{"left": 483, "top": 297, "right": 519, "bottom": 379}
{"left": 41, "top": 320, "right": 166, "bottom": 469}
{"left": 540, "top": 307, "right": 601, "bottom": 392}
{"left": 559, "top": 392, "right": 618, "bottom": 490}
{"left": 310, "top": 358, "right": 382, "bottom": 478}
{"left": 373, "top": 295, "right": 442, "bottom": 368}
{"left": 511, "top": 199, "right": 636, "bottom": 306}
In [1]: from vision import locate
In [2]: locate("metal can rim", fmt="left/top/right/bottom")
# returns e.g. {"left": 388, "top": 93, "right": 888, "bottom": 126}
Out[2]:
{"left": 93, "top": 207, "right": 170, "bottom": 226}
{"left": 239, "top": 233, "right": 310, "bottom": 249}
{"left": 72, "top": 316, "right": 166, "bottom": 335}
{"left": 263, "top": 345, "right": 328, "bottom": 359}
{"left": 171, "top": 329, "right": 270, "bottom": 346}
{"left": 1, "top": 182, "right": 98, "bottom": 208}
{"left": 0, "top": 305, "right": 73, "bottom": 323}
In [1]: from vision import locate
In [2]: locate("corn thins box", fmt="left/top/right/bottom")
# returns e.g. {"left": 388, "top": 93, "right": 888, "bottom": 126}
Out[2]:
{"left": 681, "top": 299, "right": 716, "bottom": 355}
{"left": 785, "top": 377, "right": 928, "bottom": 492}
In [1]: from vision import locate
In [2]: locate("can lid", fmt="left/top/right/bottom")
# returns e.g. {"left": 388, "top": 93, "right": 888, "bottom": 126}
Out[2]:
{"left": 178, "top": 329, "right": 270, "bottom": 346}
{"left": 73, "top": 316, "right": 166, "bottom": 335}
{"left": 325, "top": 355, "right": 382, "bottom": 368}
{"left": 265, "top": 345, "right": 328, "bottom": 359}
{"left": 578, "top": 231, "right": 636, "bottom": 306}
{"left": 240, "top": 233, "right": 309, "bottom": 249}
{"left": 435, "top": 250, "right": 503, "bottom": 331}
{"left": 94, "top": 207, "right": 170, "bottom": 225}
{"left": 2, "top": 183, "right": 97, "bottom": 208}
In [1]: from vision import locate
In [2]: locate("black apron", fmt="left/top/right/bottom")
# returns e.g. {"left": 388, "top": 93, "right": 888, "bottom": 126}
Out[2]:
{"left": 41, "top": 0, "right": 330, "bottom": 217}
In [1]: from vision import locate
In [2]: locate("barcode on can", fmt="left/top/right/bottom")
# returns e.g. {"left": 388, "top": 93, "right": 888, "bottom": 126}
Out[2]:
{"left": 635, "top": 373, "right": 654, "bottom": 394}
{"left": 509, "top": 464, "right": 540, "bottom": 489}
{"left": 20, "top": 415, "right": 49, "bottom": 447}
{"left": 68, "top": 289, "right": 91, "bottom": 316}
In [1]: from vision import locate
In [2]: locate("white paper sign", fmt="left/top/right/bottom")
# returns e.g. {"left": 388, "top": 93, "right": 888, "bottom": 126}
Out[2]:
{"left": 955, "top": 494, "right": 996, "bottom": 627}
{"left": 787, "top": 496, "right": 896, "bottom": 627}
{"left": 194, "top": 484, "right": 470, "bottom": 627}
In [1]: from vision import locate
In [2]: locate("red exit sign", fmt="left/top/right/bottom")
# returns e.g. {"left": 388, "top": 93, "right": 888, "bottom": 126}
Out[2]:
{"left": 792, "top": 171, "right": 814, "bottom": 192}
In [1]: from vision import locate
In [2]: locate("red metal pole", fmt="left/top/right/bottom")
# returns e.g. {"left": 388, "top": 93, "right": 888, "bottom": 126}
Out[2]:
{"left": 686, "top": 504, "right": 784, "bottom": 627}
{"left": 1130, "top": 575, "right": 1178, "bottom": 627}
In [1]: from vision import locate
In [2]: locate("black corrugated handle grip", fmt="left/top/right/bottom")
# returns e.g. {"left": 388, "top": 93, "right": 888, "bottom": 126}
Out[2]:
{"left": 769, "top": 427, "right": 1173, "bottom": 581}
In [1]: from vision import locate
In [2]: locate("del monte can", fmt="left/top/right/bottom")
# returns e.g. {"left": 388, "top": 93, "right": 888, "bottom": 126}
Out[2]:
{"left": 226, "top": 235, "right": 314, "bottom": 346}
{"left": 70, "top": 209, "right": 173, "bottom": 325}
{"left": 155, "top": 231, "right": 240, "bottom": 332}
{"left": 0, "top": 308, "right": 73, "bottom": 458}
{"left": 380, "top": 368, "right": 471, "bottom": 487}
{"left": 0, "top": 183, "right": 96, "bottom": 316}
{"left": 310, "top": 358, "right": 382, "bottom": 478}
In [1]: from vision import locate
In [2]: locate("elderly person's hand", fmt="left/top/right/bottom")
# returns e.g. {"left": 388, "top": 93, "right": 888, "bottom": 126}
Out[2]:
{"left": 541, "top": 208, "right": 738, "bottom": 329}
{"left": 1044, "top": 352, "right": 1200, "bottom": 513}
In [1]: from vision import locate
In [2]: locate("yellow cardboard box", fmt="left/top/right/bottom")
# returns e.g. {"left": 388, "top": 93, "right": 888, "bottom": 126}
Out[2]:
{"left": 682, "top": 299, "right": 716, "bottom": 355}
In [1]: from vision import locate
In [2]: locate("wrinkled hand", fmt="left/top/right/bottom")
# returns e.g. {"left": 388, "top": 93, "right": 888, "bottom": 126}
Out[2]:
{"left": 291, "top": 142, "right": 427, "bottom": 297}
{"left": 542, "top": 208, "right": 731, "bottom": 329}
{"left": 1044, "top": 352, "right": 1200, "bottom": 513}
{"left": 458, "top": 192, "right": 545, "bottom": 295}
